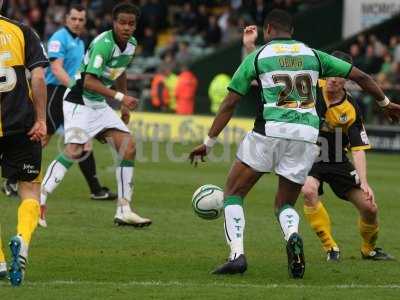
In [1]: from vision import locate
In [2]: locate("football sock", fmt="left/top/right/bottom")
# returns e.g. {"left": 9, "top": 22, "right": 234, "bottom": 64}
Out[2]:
{"left": 303, "top": 201, "right": 338, "bottom": 252}
{"left": 224, "top": 196, "right": 245, "bottom": 260}
{"left": 277, "top": 204, "right": 300, "bottom": 241}
{"left": 17, "top": 199, "right": 39, "bottom": 245}
{"left": 78, "top": 151, "right": 102, "bottom": 194}
{"left": 116, "top": 160, "right": 134, "bottom": 209}
{"left": 0, "top": 231, "right": 5, "bottom": 263}
{"left": 359, "top": 218, "right": 378, "bottom": 255}
{"left": 41, "top": 154, "right": 73, "bottom": 205}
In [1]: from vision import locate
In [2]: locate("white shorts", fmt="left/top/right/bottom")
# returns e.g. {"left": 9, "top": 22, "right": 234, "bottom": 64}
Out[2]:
{"left": 63, "top": 101, "right": 130, "bottom": 144}
{"left": 237, "top": 131, "right": 319, "bottom": 184}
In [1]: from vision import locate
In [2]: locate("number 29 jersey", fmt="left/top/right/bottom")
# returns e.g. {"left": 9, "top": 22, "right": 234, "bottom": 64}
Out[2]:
{"left": 228, "top": 39, "right": 352, "bottom": 143}
{"left": 0, "top": 16, "right": 49, "bottom": 137}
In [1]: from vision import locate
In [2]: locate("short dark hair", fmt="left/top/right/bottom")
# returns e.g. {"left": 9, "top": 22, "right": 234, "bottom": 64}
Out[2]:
{"left": 112, "top": 3, "right": 140, "bottom": 20}
{"left": 67, "top": 4, "right": 86, "bottom": 14}
{"left": 332, "top": 50, "right": 353, "bottom": 64}
{"left": 264, "top": 9, "right": 293, "bottom": 33}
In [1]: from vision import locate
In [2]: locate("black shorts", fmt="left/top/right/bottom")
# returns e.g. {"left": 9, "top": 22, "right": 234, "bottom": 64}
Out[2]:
{"left": 308, "top": 161, "right": 360, "bottom": 200}
{"left": 47, "top": 84, "right": 67, "bottom": 135}
{"left": 0, "top": 134, "right": 42, "bottom": 182}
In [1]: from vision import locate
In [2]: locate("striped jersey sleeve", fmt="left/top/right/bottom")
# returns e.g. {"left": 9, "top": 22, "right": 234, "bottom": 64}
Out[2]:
{"left": 313, "top": 49, "right": 353, "bottom": 78}
{"left": 228, "top": 50, "right": 258, "bottom": 96}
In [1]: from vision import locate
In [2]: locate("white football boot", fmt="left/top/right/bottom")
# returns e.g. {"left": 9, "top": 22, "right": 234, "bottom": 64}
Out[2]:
{"left": 114, "top": 200, "right": 152, "bottom": 227}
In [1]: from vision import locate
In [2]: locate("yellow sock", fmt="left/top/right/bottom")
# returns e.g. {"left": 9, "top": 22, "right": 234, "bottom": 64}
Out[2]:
{"left": 304, "top": 201, "right": 338, "bottom": 252}
{"left": 17, "top": 199, "right": 40, "bottom": 246}
{"left": 358, "top": 218, "right": 378, "bottom": 255}
{"left": 0, "top": 231, "right": 5, "bottom": 263}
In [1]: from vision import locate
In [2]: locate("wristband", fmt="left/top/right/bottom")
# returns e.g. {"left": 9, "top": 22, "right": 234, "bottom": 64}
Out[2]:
{"left": 204, "top": 136, "right": 217, "bottom": 148}
{"left": 114, "top": 92, "right": 125, "bottom": 102}
{"left": 377, "top": 96, "right": 390, "bottom": 108}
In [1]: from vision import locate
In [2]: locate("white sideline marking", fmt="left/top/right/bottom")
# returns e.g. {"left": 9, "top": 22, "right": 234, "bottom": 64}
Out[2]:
{"left": 1, "top": 280, "right": 400, "bottom": 289}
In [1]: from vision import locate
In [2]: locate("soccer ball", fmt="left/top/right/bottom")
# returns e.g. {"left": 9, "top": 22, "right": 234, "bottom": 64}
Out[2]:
{"left": 192, "top": 184, "right": 224, "bottom": 220}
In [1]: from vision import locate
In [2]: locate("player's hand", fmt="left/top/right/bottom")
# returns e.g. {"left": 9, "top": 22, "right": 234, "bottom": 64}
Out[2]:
{"left": 243, "top": 25, "right": 258, "bottom": 49}
{"left": 28, "top": 120, "right": 47, "bottom": 143}
{"left": 189, "top": 144, "right": 208, "bottom": 166}
{"left": 122, "top": 95, "right": 139, "bottom": 110}
{"left": 360, "top": 181, "right": 375, "bottom": 203}
{"left": 383, "top": 102, "right": 400, "bottom": 123}
{"left": 121, "top": 104, "right": 131, "bottom": 124}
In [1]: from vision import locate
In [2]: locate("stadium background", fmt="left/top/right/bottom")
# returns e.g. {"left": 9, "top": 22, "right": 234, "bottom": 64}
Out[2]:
{"left": 0, "top": 0, "right": 400, "bottom": 298}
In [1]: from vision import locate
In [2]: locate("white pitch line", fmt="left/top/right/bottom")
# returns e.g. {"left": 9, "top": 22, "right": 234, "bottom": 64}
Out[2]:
{"left": 2, "top": 280, "right": 400, "bottom": 289}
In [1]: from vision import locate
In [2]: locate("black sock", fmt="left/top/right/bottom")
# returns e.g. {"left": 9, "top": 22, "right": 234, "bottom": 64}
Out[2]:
{"left": 78, "top": 151, "right": 102, "bottom": 194}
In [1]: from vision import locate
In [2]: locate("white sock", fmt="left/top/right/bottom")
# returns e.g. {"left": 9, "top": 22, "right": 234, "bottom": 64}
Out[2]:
{"left": 115, "top": 165, "right": 134, "bottom": 213}
{"left": 224, "top": 204, "right": 245, "bottom": 260}
{"left": 278, "top": 206, "right": 300, "bottom": 241}
{"left": 41, "top": 160, "right": 68, "bottom": 205}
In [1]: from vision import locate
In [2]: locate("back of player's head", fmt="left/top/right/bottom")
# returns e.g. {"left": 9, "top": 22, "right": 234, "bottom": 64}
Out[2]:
{"left": 67, "top": 3, "right": 86, "bottom": 14}
{"left": 113, "top": 3, "right": 140, "bottom": 20}
{"left": 332, "top": 51, "right": 353, "bottom": 64}
{"left": 264, "top": 9, "right": 293, "bottom": 33}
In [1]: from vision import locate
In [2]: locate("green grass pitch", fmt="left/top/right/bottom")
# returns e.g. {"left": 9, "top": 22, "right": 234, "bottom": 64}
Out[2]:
{"left": 0, "top": 139, "right": 399, "bottom": 299}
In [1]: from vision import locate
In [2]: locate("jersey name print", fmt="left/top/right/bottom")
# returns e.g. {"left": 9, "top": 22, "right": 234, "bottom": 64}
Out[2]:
{"left": 228, "top": 39, "right": 352, "bottom": 143}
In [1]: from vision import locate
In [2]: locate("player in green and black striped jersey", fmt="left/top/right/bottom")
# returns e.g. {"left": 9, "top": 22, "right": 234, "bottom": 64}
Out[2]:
{"left": 190, "top": 9, "right": 400, "bottom": 279}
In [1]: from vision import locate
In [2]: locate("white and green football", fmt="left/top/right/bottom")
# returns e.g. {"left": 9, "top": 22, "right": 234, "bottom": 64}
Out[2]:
{"left": 192, "top": 184, "right": 224, "bottom": 220}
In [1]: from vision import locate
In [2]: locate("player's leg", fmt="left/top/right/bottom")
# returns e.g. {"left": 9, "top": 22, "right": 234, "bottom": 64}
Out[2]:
{"left": 2, "top": 133, "right": 42, "bottom": 286}
{"left": 78, "top": 143, "right": 116, "bottom": 200}
{"left": 302, "top": 175, "right": 339, "bottom": 261}
{"left": 39, "top": 143, "right": 83, "bottom": 227}
{"left": 275, "top": 139, "right": 319, "bottom": 278}
{"left": 103, "top": 129, "right": 151, "bottom": 227}
{"left": 2, "top": 178, "right": 18, "bottom": 197}
{"left": 212, "top": 160, "right": 263, "bottom": 275}
{"left": 9, "top": 181, "right": 41, "bottom": 285}
{"left": 347, "top": 188, "right": 393, "bottom": 260}
{"left": 40, "top": 101, "right": 90, "bottom": 227}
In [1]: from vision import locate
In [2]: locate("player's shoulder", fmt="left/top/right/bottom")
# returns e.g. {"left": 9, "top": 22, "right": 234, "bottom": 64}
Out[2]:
{"left": 0, "top": 16, "right": 37, "bottom": 38}
{"left": 49, "top": 27, "right": 69, "bottom": 40}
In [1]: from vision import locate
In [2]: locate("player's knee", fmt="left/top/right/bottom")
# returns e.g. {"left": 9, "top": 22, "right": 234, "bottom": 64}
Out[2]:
{"left": 65, "top": 144, "right": 84, "bottom": 160}
{"left": 302, "top": 185, "right": 318, "bottom": 204}
{"left": 365, "top": 202, "right": 378, "bottom": 217}
{"left": 123, "top": 141, "right": 136, "bottom": 160}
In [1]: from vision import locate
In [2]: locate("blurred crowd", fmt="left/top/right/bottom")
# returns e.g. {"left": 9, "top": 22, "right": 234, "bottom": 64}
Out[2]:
{"left": 2, "top": 0, "right": 326, "bottom": 68}
{"left": 346, "top": 33, "right": 400, "bottom": 123}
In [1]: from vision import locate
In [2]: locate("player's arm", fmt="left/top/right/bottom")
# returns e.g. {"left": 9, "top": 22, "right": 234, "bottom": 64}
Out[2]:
{"left": 51, "top": 59, "right": 74, "bottom": 88}
{"left": 315, "top": 49, "right": 400, "bottom": 122}
{"left": 115, "top": 71, "right": 131, "bottom": 124}
{"left": 352, "top": 150, "right": 374, "bottom": 202}
{"left": 24, "top": 26, "right": 49, "bottom": 142}
{"left": 28, "top": 66, "right": 47, "bottom": 142}
{"left": 83, "top": 45, "right": 137, "bottom": 110}
{"left": 189, "top": 51, "right": 257, "bottom": 164}
{"left": 347, "top": 102, "right": 374, "bottom": 201}
{"left": 47, "top": 34, "right": 74, "bottom": 88}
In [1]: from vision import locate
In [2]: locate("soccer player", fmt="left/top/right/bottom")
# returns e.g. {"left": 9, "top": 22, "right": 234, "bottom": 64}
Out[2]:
{"left": 39, "top": 4, "right": 116, "bottom": 228}
{"left": 189, "top": 10, "right": 400, "bottom": 278}
{"left": 0, "top": 5, "right": 49, "bottom": 285}
{"left": 40, "top": 3, "right": 151, "bottom": 227}
{"left": 302, "top": 51, "right": 393, "bottom": 262}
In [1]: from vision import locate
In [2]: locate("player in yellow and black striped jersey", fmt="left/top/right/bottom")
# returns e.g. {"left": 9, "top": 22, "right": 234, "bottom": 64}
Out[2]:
{"left": 301, "top": 51, "right": 393, "bottom": 262}
{"left": 0, "top": 8, "right": 49, "bottom": 286}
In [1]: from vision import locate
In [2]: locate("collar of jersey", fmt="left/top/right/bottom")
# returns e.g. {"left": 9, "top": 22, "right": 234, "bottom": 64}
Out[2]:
{"left": 64, "top": 26, "right": 79, "bottom": 39}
